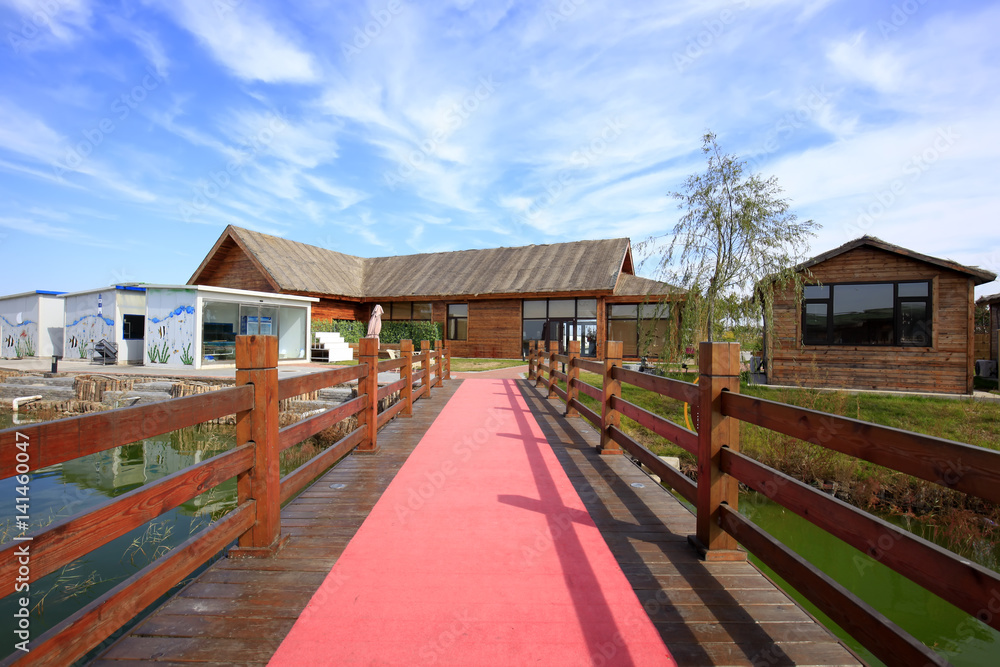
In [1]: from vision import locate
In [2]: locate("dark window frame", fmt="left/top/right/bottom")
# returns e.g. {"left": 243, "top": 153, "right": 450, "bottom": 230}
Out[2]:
{"left": 447, "top": 303, "right": 468, "bottom": 341}
{"left": 607, "top": 301, "right": 672, "bottom": 358}
{"left": 122, "top": 314, "right": 145, "bottom": 340}
{"left": 801, "top": 280, "right": 932, "bottom": 347}
{"left": 385, "top": 301, "right": 432, "bottom": 321}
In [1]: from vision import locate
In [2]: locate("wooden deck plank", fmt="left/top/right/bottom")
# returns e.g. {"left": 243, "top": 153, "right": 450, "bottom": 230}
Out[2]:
{"left": 91, "top": 379, "right": 862, "bottom": 666}
{"left": 92, "top": 381, "right": 461, "bottom": 664}
{"left": 515, "top": 381, "right": 863, "bottom": 667}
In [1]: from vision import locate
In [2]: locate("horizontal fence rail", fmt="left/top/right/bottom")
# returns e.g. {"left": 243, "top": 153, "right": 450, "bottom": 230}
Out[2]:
{"left": 525, "top": 337, "right": 1000, "bottom": 666}
{"left": 0, "top": 335, "right": 450, "bottom": 665}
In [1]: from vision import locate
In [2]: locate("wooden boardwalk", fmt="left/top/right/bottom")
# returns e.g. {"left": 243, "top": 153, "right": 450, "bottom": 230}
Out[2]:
{"left": 91, "top": 378, "right": 861, "bottom": 666}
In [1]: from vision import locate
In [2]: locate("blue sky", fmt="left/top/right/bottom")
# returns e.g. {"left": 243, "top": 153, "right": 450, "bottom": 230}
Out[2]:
{"left": 1, "top": 0, "right": 998, "bottom": 297}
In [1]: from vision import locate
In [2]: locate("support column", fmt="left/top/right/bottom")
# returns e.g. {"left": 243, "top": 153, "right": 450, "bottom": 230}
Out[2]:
{"left": 420, "top": 340, "right": 432, "bottom": 399}
{"left": 231, "top": 335, "right": 288, "bottom": 558}
{"left": 566, "top": 340, "right": 580, "bottom": 418}
{"left": 400, "top": 339, "right": 413, "bottom": 418}
{"left": 689, "top": 341, "right": 744, "bottom": 561}
{"left": 547, "top": 340, "right": 559, "bottom": 399}
{"left": 599, "top": 341, "right": 623, "bottom": 456}
{"left": 356, "top": 337, "right": 380, "bottom": 454}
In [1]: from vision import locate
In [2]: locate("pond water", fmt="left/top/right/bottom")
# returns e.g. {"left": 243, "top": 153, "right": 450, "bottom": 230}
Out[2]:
{"left": 0, "top": 411, "right": 240, "bottom": 659}
{"left": 739, "top": 491, "right": 999, "bottom": 667}
{"left": 2, "top": 409, "right": 997, "bottom": 664}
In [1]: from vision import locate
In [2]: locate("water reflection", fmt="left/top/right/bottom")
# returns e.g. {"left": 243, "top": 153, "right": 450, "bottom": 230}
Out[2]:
{"left": 0, "top": 411, "right": 239, "bottom": 659}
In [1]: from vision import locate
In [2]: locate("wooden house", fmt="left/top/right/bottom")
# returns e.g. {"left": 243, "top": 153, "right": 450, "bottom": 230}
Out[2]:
{"left": 976, "top": 292, "right": 1000, "bottom": 373}
{"left": 766, "top": 237, "right": 996, "bottom": 394}
{"left": 188, "top": 226, "right": 682, "bottom": 360}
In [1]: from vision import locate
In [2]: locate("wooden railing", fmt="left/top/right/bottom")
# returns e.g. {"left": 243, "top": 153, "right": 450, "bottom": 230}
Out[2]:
{"left": 528, "top": 339, "right": 1000, "bottom": 667}
{"left": 0, "top": 335, "right": 450, "bottom": 665}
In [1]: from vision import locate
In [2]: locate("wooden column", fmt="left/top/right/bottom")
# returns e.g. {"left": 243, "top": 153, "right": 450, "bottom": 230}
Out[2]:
{"left": 689, "top": 341, "right": 744, "bottom": 561}
{"left": 443, "top": 340, "right": 451, "bottom": 380}
{"left": 547, "top": 340, "right": 559, "bottom": 398}
{"left": 566, "top": 340, "right": 580, "bottom": 418}
{"left": 527, "top": 340, "right": 536, "bottom": 381}
{"left": 434, "top": 339, "right": 444, "bottom": 387}
{"left": 400, "top": 339, "right": 413, "bottom": 418}
{"left": 356, "top": 337, "right": 380, "bottom": 454}
{"left": 231, "top": 335, "right": 287, "bottom": 557}
{"left": 535, "top": 341, "right": 547, "bottom": 389}
{"left": 599, "top": 340, "right": 623, "bottom": 455}
{"left": 420, "top": 340, "right": 432, "bottom": 399}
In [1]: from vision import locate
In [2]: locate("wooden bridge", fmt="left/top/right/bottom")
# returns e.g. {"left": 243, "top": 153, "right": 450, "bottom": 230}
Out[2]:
{"left": 2, "top": 337, "right": 998, "bottom": 665}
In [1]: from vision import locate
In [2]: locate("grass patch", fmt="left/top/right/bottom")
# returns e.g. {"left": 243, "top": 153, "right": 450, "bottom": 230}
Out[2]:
{"left": 552, "top": 369, "right": 1000, "bottom": 566}
{"left": 449, "top": 358, "right": 526, "bottom": 372}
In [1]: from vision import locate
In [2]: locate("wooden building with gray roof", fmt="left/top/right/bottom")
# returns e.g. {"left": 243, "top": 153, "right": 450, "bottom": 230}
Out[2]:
{"left": 767, "top": 236, "right": 996, "bottom": 394}
{"left": 189, "top": 226, "right": 682, "bottom": 359}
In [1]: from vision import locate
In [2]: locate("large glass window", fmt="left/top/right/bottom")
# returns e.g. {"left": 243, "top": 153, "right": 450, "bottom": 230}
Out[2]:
{"left": 521, "top": 298, "right": 601, "bottom": 357}
{"left": 202, "top": 301, "right": 239, "bottom": 363}
{"left": 202, "top": 301, "right": 308, "bottom": 363}
{"left": 447, "top": 304, "right": 468, "bottom": 340}
{"left": 385, "top": 302, "right": 432, "bottom": 321}
{"left": 802, "top": 281, "right": 931, "bottom": 346}
{"left": 608, "top": 302, "right": 672, "bottom": 358}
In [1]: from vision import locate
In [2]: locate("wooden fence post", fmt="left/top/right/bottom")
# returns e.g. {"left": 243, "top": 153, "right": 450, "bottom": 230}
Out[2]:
{"left": 434, "top": 339, "right": 444, "bottom": 387}
{"left": 400, "top": 339, "right": 413, "bottom": 417}
{"left": 421, "top": 340, "right": 432, "bottom": 399}
{"left": 231, "top": 335, "right": 287, "bottom": 557}
{"left": 527, "top": 340, "right": 536, "bottom": 381}
{"left": 599, "top": 341, "right": 623, "bottom": 455}
{"left": 566, "top": 340, "right": 580, "bottom": 418}
{"left": 535, "top": 341, "right": 547, "bottom": 389}
{"left": 547, "top": 340, "right": 559, "bottom": 399}
{"left": 690, "top": 341, "right": 743, "bottom": 560}
{"left": 443, "top": 340, "right": 451, "bottom": 380}
{"left": 356, "top": 337, "right": 380, "bottom": 454}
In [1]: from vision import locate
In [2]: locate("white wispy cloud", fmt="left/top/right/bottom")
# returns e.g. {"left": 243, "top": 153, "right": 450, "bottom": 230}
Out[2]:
{"left": 154, "top": 0, "right": 318, "bottom": 83}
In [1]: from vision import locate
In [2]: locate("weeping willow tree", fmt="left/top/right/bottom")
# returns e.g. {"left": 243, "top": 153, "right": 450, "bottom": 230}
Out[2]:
{"left": 642, "top": 132, "right": 818, "bottom": 352}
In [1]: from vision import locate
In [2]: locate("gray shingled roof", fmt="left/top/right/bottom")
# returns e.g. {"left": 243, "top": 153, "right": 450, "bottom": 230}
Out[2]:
{"left": 213, "top": 226, "right": 671, "bottom": 299}
{"left": 614, "top": 273, "right": 682, "bottom": 296}
{"left": 233, "top": 228, "right": 366, "bottom": 297}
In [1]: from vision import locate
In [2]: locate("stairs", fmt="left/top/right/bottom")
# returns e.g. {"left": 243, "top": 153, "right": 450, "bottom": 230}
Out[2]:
{"left": 313, "top": 332, "right": 353, "bottom": 363}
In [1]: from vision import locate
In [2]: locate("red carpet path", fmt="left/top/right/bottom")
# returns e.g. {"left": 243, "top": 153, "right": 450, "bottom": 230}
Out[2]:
{"left": 269, "top": 379, "right": 676, "bottom": 666}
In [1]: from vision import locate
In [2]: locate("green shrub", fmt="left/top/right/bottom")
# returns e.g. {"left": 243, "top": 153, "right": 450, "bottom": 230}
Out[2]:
{"left": 311, "top": 319, "right": 443, "bottom": 345}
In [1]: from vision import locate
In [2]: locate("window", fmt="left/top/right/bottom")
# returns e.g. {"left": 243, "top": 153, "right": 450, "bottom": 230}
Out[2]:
{"left": 447, "top": 304, "right": 468, "bottom": 340}
{"left": 122, "top": 314, "right": 144, "bottom": 340}
{"left": 520, "top": 298, "right": 600, "bottom": 357}
{"left": 386, "top": 302, "right": 432, "bottom": 321}
{"left": 608, "top": 302, "right": 672, "bottom": 357}
{"left": 802, "top": 281, "right": 931, "bottom": 346}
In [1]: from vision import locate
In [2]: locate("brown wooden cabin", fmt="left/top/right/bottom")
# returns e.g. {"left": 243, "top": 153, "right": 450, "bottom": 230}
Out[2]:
{"left": 977, "top": 291, "right": 1000, "bottom": 371}
{"left": 188, "top": 225, "right": 683, "bottom": 360}
{"left": 766, "top": 236, "right": 996, "bottom": 394}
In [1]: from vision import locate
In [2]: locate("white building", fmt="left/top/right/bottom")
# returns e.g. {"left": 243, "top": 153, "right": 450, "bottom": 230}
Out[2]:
{"left": 144, "top": 285, "right": 316, "bottom": 369}
{"left": 0, "top": 290, "right": 66, "bottom": 359}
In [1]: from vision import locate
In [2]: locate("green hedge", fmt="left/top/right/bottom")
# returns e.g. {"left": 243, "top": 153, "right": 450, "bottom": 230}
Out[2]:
{"left": 312, "top": 319, "right": 443, "bottom": 345}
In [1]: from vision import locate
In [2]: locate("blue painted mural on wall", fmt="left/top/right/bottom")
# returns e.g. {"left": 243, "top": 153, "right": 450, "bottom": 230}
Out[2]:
{"left": 0, "top": 315, "right": 36, "bottom": 358}
{"left": 145, "top": 295, "right": 196, "bottom": 366}
{"left": 64, "top": 293, "right": 115, "bottom": 359}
